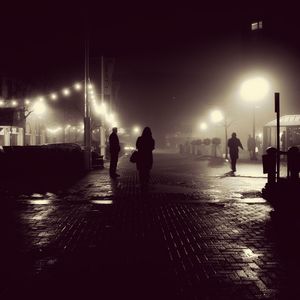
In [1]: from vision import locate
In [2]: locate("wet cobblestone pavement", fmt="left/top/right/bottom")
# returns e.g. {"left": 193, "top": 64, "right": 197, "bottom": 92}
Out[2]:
{"left": 1, "top": 153, "right": 299, "bottom": 299}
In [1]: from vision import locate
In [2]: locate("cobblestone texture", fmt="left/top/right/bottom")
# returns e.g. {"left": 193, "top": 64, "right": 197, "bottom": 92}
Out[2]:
{"left": 0, "top": 153, "right": 299, "bottom": 299}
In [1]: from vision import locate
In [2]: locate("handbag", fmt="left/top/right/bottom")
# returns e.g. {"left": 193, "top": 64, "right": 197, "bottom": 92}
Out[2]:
{"left": 130, "top": 150, "right": 138, "bottom": 163}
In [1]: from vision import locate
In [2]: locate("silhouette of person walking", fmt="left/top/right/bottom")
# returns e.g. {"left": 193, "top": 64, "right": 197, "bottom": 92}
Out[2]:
{"left": 136, "top": 127, "right": 155, "bottom": 185}
{"left": 228, "top": 132, "right": 243, "bottom": 174}
{"left": 109, "top": 127, "right": 120, "bottom": 178}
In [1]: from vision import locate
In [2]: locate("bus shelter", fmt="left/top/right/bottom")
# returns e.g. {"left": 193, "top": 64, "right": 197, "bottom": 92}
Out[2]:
{"left": 263, "top": 115, "right": 300, "bottom": 153}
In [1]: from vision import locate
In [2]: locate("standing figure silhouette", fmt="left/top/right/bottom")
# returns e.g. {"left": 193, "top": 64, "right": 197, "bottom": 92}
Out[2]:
{"left": 136, "top": 127, "right": 155, "bottom": 186}
{"left": 228, "top": 132, "right": 243, "bottom": 174}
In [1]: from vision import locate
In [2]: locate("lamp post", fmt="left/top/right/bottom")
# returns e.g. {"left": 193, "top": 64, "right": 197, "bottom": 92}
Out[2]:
{"left": 240, "top": 77, "right": 269, "bottom": 160}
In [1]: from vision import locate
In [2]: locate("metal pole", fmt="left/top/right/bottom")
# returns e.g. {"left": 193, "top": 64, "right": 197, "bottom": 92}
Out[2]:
{"left": 84, "top": 38, "right": 92, "bottom": 170}
{"left": 225, "top": 116, "right": 228, "bottom": 159}
{"left": 253, "top": 104, "right": 257, "bottom": 160}
{"left": 275, "top": 92, "right": 280, "bottom": 181}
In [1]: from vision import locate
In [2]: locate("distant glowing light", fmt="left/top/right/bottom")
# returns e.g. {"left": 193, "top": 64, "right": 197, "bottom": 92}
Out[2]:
{"left": 133, "top": 126, "right": 140, "bottom": 134}
{"left": 50, "top": 93, "right": 57, "bottom": 100}
{"left": 0, "top": 100, "right": 5, "bottom": 106}
{"left": 38, "top": 97, "right": 45, "bottom": 102}
{"left": 210, "top": 110, "right": 224, "bottom": 123}
{"left": 200, "top": 122, "right": 208, "bottom": 131}
{"left": 240, "top": 77, "right": 269, "bottom": 102}
{"left": 25, "top": 99, "right": 31, "bottom": 105}
{"left": 12, "top": 100, "right": 18, "bottom": 106}
{"left": 258, "top": 133, "right": 262, "bottom": 139}
{"left": 62, "top": 88, "right": 70, "bottom": 96}
{"left": 47, "top": 127, "right": 62, "bottom": 134}
{"left": 33, "top": 101, "right": 46, "bottom": 115}
{"left": 74, "top": 83, "right": 82, "bottom": 90}
{"left": 88, "top": 83, "right": 93, "bottom": 90}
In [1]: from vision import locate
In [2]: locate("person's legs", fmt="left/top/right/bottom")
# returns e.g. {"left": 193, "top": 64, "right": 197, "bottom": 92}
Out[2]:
{"left": 110, "top": 154, "right": 118, "bottom": 176}
{"left": 231, "top": 157, "right": 237, "bottom": 172}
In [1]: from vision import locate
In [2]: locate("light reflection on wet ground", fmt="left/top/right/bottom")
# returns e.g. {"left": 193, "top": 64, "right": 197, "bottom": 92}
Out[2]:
{"left": 2, "top": 153, "right": 292, "bottom": 298}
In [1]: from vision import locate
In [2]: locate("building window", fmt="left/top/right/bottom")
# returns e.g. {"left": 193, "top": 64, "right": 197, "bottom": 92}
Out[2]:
{"left": 251, "top": 21, "right": 263, "bottom": 31}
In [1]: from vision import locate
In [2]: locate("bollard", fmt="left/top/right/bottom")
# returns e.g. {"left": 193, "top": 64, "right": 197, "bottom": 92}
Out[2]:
{"left": 287, "top": 146, "right": 300, "bottom": 182}
{"left": 262, "top": 147, "right": 277, "bottom": 184}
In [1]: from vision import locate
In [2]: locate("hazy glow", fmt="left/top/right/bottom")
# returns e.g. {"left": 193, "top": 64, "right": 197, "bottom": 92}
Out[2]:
{"left": 88, "top": 83, "right": 93, "bottom": 90}
{"left": 25, "top": 99, "right": 31, "bottom": 105}
{"left": 47, "top": 127, "right": 62, "bottom": 134}
{"left": 12, "top": 100, "right": 18, "bottom": 106}
{"left": 200, "top": 122, "right": 208, "bottom": 130}
{"left": 240, "top": 77, "right": 269, "bottom": 101}
{"left": 0, "top": 100, "right": 4, "bottom": 106}
{"left": 33, "top": 101, "right": 46, "bottom": 115}
{"left": 74, "top": 83, "right": 82, "bottom": 90}
{"left": 133, "top": 126, "right": 140, "bottom": 134}
{"left": 62, "top": 88, "right": 70, "bottom": 96}
{"left": 258, "top": 133, "right": 262, "bottom": 138}
{"left": 210, "top": 110, "right": 224, "bottom": 123}
{"left": 50, "top": 93, "right": 57, "bottom": 100}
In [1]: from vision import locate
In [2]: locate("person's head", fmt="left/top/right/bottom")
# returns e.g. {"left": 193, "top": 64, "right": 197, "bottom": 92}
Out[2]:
{"left": 142, "top": 127, "right": 152, "bottom": 138}
{"left": 112, "top": 127, "right": 118, "bottom": 134}
{"left": 232, "top": 132, "right": 237, "bottom": 138}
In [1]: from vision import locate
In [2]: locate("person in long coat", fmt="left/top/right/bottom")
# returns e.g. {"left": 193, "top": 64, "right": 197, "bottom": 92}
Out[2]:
{"left": 109, "top": 127, "right": 120, "bottom": 178}
{"left": 136, "top": 127, "right": 155, "bottom": 184}
{"left": 228, "top": 132, "right": 243, "bottom": 174}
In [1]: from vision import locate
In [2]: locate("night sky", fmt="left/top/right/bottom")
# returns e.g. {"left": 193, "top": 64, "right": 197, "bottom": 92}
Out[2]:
{"left": 1, "top": 2, "right": 300, "bottom": 145}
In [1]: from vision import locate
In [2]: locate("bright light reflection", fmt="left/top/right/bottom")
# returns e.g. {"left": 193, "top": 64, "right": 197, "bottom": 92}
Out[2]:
{"left": 12, "top": 100, "right": 18, "bottom": 106}
{"left": 240, "top": 77, "right": 269, "bottom": 101}
{"left": 90, "top": 200, "right": 113, "bottom": 205}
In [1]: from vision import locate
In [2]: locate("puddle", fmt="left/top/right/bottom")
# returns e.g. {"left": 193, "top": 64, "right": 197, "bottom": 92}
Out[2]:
{"left": 28, "top": 200, "right": 51, "bottom": 205}
{"left": 239, "top": 198, "right": 266, "bottom": 204}
{"left": 90, "top": 200, "right": 113, "bottom": 205}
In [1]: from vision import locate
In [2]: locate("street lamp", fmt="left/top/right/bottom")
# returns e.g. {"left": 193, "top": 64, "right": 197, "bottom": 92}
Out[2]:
{"left": 133, "top": 126, "right": 141, "bottom": 135}
{"left": 199, "top": 122, "right": 207, "bottom": 131}
{"left": 240, "top": 77, "right": 269, "bottom": 160}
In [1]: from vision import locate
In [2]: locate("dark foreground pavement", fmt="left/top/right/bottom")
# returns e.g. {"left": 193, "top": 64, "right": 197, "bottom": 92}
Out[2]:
{"left": 1, "top": 152, "right": 299, "bottom": 299}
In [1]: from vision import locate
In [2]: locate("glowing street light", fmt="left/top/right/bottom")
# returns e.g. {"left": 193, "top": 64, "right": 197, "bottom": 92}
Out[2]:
{"left": 62, "top": 88, "right": 70, "bottom": 96}
{"left": 12, "top": 100, "right": 18, "bottom": 107}
{"left": 240, "top": 77, "right": 269, "bottom": 102}
{"left": 133, "top": 126, "right": 141, "bottom": 134}
{"left": 210, "top": 110, "right": 224, "bottom": 123}
{"left": 74, "top": 82, "right": 82, "bottom": 90}
{"left": 50, "top": 93, "right": 57, "bottom": 100}
{"left": 25, "top": 99, "right": 31, "bottom": 105}
{"left": 0, "top": 100, "right": 4, "bottom": 106}
{"left": 33, "top": 100, "right": 46, "bottom": 115}
{"left": 199, "top": 122, "right": 208, "bottom": 131}
{"left": 240, "top": 77, "right": 270, "bottom": 160}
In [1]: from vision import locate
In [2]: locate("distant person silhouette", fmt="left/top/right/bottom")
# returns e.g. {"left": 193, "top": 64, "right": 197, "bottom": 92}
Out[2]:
{"left": 247, "top": 134, "right": 255, "bottom": 160}
{"left": 136, "top": 127, "right": 155, "bottom": 185}
{"left": 281, "top": 130, "right": 286, "bottom": 151}
{"left": 228, "top": 132, "right": 243, "bottom": 174}
{"left": 109, "top": 127, "right": 120, "bottom": 178}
